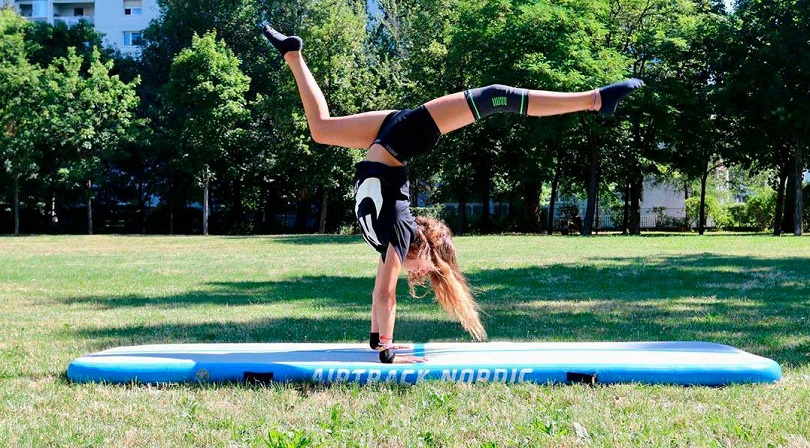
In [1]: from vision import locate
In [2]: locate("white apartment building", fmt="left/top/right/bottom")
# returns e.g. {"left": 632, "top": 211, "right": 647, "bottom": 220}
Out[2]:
{"left": 13, "top": 0, "right": 159, "bottom": 55}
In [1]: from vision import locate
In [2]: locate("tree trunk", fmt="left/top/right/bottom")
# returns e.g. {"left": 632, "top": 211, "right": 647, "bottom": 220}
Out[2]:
{"left": 629, "top": 176, "right": 642, "bottom": 235}
{"left": 782, "top": 174, "right": 796, "bottom": 234}
{"left": 794, "top": 142, "right": 803, "bottom": 236}
{"left": 169, "top": 194, "right": 174, "bottom": 236}
{"left": 480, "top": 176, "right": 491, "bottom": 234}
{"left": 698, "top": 171, "right": 709, "bottom": 235}
{"left": 507, "top": 189, "right": 515, "bottom": 226}
{"left": 261, "top": 187, "right": 268, "bottom": 226}
{"left": 50, "top": 192, "right": 58, "bottom": 228}
{"left": 773, "top": 169, "right": 786, "bottom": 236}
{"left": 203, "top": 176, "right": 210, "bottom": 236}
{"left": 622, "top": 184, "right": 630, "bottom": 234}
{"left": 295, "top": 187, "right": 309, "bottom": 233}
{"left": 168, "top": 178, "right": 174, "bottom": 235}
{"left": 458, "top": 196, "right": 468, "bottom": 235}
{"left": 13, "top": 174, "right": 20, "bottom": 235}
{"left": 231, "top": 179, "right": 244, "bottom": 231}
{"left": 547, "top": 161, "right": 561, "bottom": 235}
{"left": 522, "top": 181, "right": 540, "bottom": 232}
{"left": 583, "top": 145, "right": 599, "bottom": 236}
{"left": 319, "top": 188, "right": 328, "bottom": 234}
{"left": 629, "top": 116, "right": 643, "bottom": 236}
{"left": 137, "top": 180, "right": 146, "bottom": 234}
{"left": 595, "top": 185, "right": 600, "bottom": 235}
{"left": 86, "top": 179, "right": 93, "bottom": 235}
{"left": 683, "top": 180, "right": 690, "bottom": 229}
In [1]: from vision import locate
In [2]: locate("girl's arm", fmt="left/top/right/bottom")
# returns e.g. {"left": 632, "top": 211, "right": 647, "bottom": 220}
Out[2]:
{"left": 370, "top": 245, "right": 425, "bottom": 364}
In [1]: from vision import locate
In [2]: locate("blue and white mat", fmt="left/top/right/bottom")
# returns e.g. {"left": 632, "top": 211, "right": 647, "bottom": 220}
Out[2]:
{"left": 67, "top": 341, "right": 781, "bottom": 386}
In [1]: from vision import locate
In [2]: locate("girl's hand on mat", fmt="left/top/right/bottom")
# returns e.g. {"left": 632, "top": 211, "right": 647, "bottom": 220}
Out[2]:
{"left": 393, "top": 354, "right": 427, "bottom": 364}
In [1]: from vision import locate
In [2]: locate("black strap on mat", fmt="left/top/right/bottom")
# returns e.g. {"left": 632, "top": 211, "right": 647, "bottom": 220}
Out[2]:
{"left": 244, "top": 371, "right": 274, "bottom": 384}
{"left": 567, "top": 372, "right": 598, "bottom": 385}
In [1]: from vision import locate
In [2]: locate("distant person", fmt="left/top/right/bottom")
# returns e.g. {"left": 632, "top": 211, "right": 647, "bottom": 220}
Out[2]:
{"left": 263, "top": 25, "right": 642, "bottom": 363}
{"left": 571, "top": 212, "right": 583, "bottom": 235}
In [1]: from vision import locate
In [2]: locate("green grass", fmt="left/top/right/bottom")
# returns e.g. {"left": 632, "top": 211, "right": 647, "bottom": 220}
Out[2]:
{"left": 1, "top": 234, "right": 809, "bottom": 447}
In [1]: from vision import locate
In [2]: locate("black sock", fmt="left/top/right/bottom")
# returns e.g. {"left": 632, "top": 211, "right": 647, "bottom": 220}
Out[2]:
{"left": 262, "top": 25, "right": 302, "bottom": 56}
{"left": 598, "top": 78, "right": 643, "bottom": 115}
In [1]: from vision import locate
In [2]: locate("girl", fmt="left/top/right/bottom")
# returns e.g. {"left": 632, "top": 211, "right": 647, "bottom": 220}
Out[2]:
{"left": 263, "top": 26, "right": 641, "bottom": 364}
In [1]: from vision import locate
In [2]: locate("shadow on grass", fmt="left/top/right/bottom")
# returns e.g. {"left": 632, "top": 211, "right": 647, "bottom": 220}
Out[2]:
{"left": 58, "top": 277, "right": 376, "bottom": 309}
{"left": 268, "top": 235, "right": 361, "bottom": 245}
{"left": 63, "top": 253, "right": 810, "bottom": 367}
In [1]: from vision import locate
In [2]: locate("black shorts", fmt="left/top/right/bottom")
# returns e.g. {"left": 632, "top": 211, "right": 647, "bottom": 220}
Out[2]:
{"left": 372, "top": 105, "right": 441, "bottom": 164}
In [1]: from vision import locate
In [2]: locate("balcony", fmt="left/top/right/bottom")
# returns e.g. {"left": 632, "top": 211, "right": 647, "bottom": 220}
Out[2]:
{"left": 53, "top": 15, "right": 94, "bottom": 26}
{"left": 17, "top": 3, "right": 47, "bottom": 20}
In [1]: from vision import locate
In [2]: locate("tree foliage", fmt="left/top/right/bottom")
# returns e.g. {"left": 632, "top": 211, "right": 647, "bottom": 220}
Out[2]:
{"left": 0, "top": 8, "right": 38, "bottom": 234}
{"left": 166, "top": 31, "right": 250, "bottom": 234}
{"left": 1, "top": 0, "right": 808, "bottom": 236}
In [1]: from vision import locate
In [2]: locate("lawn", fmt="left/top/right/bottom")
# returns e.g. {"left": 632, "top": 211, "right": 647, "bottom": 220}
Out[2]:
{"left": 0, "top": 234, "right": 808, "bottom": 447}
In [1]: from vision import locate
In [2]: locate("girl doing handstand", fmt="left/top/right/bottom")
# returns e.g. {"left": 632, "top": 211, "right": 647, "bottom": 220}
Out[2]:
{"left": 263, "top": 26, "right": 642, "bottom": 364}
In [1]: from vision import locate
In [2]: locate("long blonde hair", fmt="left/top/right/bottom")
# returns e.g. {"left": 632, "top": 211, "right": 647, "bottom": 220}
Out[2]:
{"left": 407, "top": 216, "right": 487, "bottom": 341}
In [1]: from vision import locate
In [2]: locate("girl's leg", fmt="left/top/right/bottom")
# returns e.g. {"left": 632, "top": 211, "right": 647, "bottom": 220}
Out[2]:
{"left": 526, "top": 90, "right": 600, "bottom": 117}
{"left": 423, "top": 87, "right": 599, "bottom": 135}
{"left": 421, "top": 92, "right": 477, "bottom": 135}
{"left": 529, "top": 78, "right": 644, "bottom": 116}
{"left": 281, "top": 52, "right": 393, "bottom": 149}
{"left": 424, "top": 81, "right": 641, "bottom": 135}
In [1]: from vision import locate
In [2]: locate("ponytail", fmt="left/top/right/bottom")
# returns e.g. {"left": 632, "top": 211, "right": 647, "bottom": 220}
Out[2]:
{"left": 407, "top": 216, "right": 487, "bottom": 341}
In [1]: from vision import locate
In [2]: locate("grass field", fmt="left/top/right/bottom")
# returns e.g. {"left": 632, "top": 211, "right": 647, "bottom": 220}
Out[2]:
{"left": 1, "top": 234, "right": 809, "bottom": 447}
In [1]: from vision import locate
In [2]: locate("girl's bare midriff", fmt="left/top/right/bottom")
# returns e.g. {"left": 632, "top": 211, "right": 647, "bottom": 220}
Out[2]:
{"left": 364, "top": 143, "right": 404, "bottom": 167}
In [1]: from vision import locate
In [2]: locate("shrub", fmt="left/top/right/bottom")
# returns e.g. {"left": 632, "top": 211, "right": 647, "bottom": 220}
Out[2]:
{"left": 685, "top": 195, "right": 730, "bottom": 229}
{"left": 412, "top": 204, "right": 449, "bottom": 221}
{"left": 651, "top": 206, "right": 686, "bottom": 229}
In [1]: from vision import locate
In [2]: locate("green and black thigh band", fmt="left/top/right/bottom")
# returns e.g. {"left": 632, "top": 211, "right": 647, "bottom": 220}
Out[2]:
{"left": 464, "top": 84, "right": 529, "bottom": 119}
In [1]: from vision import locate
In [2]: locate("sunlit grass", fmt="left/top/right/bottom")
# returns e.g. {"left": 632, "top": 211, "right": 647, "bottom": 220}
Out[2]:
{"left": 0, "top": 234, "right": 809, "bottom": 447}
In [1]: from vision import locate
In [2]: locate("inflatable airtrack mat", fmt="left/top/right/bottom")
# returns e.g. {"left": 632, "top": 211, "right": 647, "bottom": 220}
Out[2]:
{"left": 67, "top": 341, "right": 781, "bottom": 386}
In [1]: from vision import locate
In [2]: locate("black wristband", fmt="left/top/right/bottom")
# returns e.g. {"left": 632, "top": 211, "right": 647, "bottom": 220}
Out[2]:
{"left": 379, "top": 348, "right": 395, "bottom": 363}
{"left": 369, "top": 332, "right": 380, "bottom": 350}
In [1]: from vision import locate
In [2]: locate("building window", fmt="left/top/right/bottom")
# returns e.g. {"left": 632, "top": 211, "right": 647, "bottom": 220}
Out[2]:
{"left": 74, "top": 8, "right": 84, "bottom": 16}
{"left": 25, "top": 0, "right": 48, "bottom": 18}
{"left": 123, "top": 32, "right": 143, "bottom": 47}
{"left": 124, "top": 0, "right": 143, "bottom": 15}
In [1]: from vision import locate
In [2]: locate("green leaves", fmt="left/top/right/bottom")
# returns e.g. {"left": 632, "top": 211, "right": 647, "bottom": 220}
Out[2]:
{"left": 0, "top": 9, "right": 39, "bottom": 181}
{"left": 166, "top": 31, "right": 250, "bottom": 168}
{"left": 2, "top": 0, "right": 807, "bottom": 234}
{"left": 38, "top": 47, "right": 141, "bottom": 183}
{"left": 0, "top": 11, "right": 141, "bottom": 233}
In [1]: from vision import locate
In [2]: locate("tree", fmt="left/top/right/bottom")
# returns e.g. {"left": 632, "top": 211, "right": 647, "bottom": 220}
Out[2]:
{"left": 264, "top": 0, "right": 386, "bottom": 234}
{"left": 137, "top": 0, "right": 283, "bottom": 234}
{"left": 604, "top": 0, "right": 697, "bottom": 235}
{"left": 392, "top": 0, "right": 626, "bottom": 234}
{"left": 0, "top": 8, "right": 39, "bottom": 235}
{"left": 25, "top": 18, "right": 116, "bottom": 68}
{"left": 661, "top": 1, "right": 738, "bottom": 234}
{"left": 729, "top": 0, "right": 810, "bottom": 236}
{"left": 166, "top": 31, "right": 250, "bottom": 235}
{"left": 521, "top": 0, "right": 626, "bottom": 236}
{"left": 37, "top": 48, "right": 141, "bottom": 234}
{"left": 141, "top": 0, "right": 269, "bottom": 91}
